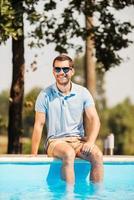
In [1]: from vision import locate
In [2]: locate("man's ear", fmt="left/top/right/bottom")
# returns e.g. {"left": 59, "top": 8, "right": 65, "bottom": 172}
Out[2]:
{"left": 72, "top": 68, "right": 75, "bottom": 75}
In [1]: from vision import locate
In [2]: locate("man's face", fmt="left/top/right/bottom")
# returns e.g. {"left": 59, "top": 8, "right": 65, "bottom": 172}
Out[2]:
{"left": 53, "top": 60, "right": 74, "bottom": 85}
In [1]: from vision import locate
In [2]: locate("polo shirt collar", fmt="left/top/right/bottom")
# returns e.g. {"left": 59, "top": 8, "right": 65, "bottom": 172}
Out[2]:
{"left": 52, "top": 82, "right": 76, "bottom": 98}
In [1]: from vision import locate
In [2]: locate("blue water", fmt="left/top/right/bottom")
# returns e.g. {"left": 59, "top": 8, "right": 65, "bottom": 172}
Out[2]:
{"left": 0, "top": 162, "right": 134, "bottom": 200}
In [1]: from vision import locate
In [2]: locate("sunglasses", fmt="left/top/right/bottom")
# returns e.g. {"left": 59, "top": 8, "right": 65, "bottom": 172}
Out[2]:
{"left": 54, "top": 67, "right": 72, "bottom": 74}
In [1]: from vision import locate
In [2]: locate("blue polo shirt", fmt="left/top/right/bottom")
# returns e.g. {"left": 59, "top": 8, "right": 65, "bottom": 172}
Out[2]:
{"left": 35, "top": 82, "right": 95, "bottom": 140}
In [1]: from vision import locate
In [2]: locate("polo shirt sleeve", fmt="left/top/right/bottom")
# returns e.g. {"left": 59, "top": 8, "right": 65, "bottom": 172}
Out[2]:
{"left": 83, "top": 87, "right": 95, "bottom": 109}
{"left": 35, "top": 91, "right": 47, "bottom": 113}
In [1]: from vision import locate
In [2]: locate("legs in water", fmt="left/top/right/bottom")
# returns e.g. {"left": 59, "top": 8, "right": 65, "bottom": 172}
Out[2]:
{"left": 49, "top": 140, "right": 103, "bottom": 184}
{"left": 77, "top": 145, "right": 104, "bottom": 183}
{"left": 52, "top": 142, "right": 76, "bottom": 184}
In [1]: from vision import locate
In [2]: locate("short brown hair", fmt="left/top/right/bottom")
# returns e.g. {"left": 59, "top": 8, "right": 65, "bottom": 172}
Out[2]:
{"left": 53, "top": 54, "right": 74, "bottom": 68}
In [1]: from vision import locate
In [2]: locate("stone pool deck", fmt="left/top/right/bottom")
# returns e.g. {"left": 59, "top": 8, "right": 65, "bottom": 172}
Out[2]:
{"left": 0, "top": 155, "right": 134, "bottom": 163}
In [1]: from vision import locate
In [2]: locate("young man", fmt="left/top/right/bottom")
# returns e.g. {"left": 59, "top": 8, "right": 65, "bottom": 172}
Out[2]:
{"left": 31, "top": 54, "right": 103, "bottom": 184}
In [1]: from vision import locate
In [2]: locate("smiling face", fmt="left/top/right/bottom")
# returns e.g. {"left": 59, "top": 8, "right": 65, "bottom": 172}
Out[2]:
{"left": 53, "top": 60, "right": 75, "bottom": 85}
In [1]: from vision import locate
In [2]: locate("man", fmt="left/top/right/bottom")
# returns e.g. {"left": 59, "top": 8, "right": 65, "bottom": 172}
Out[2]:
{"left": 31, "top": 54, "right": 103, "bottom": 184}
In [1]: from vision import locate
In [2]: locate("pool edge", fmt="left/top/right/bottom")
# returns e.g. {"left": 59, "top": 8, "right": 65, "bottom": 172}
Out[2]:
{"left": 0, "top": 155, "right": 134, "bottom": 163}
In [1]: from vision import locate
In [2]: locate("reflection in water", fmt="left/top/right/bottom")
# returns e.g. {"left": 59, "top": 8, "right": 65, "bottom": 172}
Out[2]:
{"left": 46, "top": 179, "right": 103, "bottom": 200}
{"left": 46, "top": 162, "right": 103, "bottom": 199}
{"left": 0, "top": 180, "right": 103, "bottom": 200}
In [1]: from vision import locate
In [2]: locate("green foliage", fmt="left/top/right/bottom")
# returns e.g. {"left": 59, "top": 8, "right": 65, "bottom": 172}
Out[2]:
{"left": 23, "top": 87, "right": 41, "bottom": 137}
{"left": 73, "top": 54, "right": 107, "bottom": 110}
{"left": 0, "top": 0, "right": 24, "bottom": 42}
{"left": 22, "top": 136, "right": 45, "bottom": 154}
{"left": 0, "top": 90, "right": 9, "bottom": 134}
{"left": 73, "top": 54, "right": 85, "bottom": 86}
{"left": 42, "top": 0, "right": 134, "bottom": 71}
{"left": 1, "top": 0, "right": 134, "bottom": 71}
{"left": 23, "top": 87, "right": 47, "bottom": 153}
{"left": 44, "top": 0, "right": 56, "bottom": 10}
{"left": 100, "top": 98, "right": 134, "bottom": 155}
{"left": 23, "top": 87, "right": 47, "bottom": 141}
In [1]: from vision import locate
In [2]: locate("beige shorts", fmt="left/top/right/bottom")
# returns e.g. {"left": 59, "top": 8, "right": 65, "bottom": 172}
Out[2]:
{"left": 47, "top": 136, "right": 85, "bottom": 157}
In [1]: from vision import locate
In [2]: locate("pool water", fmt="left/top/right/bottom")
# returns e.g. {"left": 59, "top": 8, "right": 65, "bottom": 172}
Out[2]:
{"left": 0, "top": 161, "right": 134, "bottom": 200}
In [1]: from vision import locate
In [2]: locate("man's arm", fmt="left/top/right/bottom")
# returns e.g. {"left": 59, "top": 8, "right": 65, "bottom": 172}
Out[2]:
{"left": 82, "top": 106, "right": 100, "bottom": 153}
{"left": 31, "top": 112, "right": 46, "bottom": 155}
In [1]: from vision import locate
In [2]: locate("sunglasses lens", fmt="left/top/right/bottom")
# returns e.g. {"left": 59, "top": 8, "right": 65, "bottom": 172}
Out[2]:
{"left": 54, "top": 67, "right": 71, "bottom": 73}
{"left": 63, "top": 67, "right": 70, "bottom": 73}
{"left": 54, "top": 67, "right": 61, "bottom": 73}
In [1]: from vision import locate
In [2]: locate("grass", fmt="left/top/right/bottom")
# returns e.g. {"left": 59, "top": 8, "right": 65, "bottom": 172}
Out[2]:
{"left": 0, "top": 135, "right": 31, "bottom": 154}
{"left": 0, "top": 135, "right": 7, "bottom": 154}
{"left": 0, "top": 135, "right": 45, "bottom": 154}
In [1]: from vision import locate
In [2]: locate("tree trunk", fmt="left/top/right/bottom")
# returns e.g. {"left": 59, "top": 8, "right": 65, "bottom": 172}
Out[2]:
{"left": 85, "top": 16, "right": 96, "bottom": 98}
{"left": 7, "top": 36, "right": 24, "bottom": 154}
{"left": 7, "top": 1, "right": 24, "bottom": 153}
{"left": 84, "top": 14, "right": 96, "bottom": 133}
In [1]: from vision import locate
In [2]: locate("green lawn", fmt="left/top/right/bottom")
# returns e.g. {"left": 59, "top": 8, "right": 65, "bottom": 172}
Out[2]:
{"left": 0, "top": 135, "right": 31, "bottom": 154}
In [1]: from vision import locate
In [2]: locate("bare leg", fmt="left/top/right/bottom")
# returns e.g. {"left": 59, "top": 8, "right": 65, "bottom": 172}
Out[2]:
{"left": 89, "top": 145, "right": 103, "bottom": 182}
{"left": 77, "top": 145, "right": 103, "bottom": 183}
{"left": 52, "top": 142, "right": 76, "bottom": 184}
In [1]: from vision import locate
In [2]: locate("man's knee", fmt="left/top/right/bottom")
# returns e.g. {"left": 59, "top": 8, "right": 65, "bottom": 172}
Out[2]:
{"left": 90, "top": 146, "right": 103, "bottom": 165}
{"left": 63, "top": 149, "right": 75, "bottom": 163}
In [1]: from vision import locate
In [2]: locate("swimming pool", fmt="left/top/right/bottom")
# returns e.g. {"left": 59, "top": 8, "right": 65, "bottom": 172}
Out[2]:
{"left": 0, "top": 156, "right": 134, "bottom": 200}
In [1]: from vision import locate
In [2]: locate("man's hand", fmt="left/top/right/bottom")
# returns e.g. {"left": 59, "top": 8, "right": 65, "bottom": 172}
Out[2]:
{"left": 81, "top": 141, "right": 95, "bottom": 155}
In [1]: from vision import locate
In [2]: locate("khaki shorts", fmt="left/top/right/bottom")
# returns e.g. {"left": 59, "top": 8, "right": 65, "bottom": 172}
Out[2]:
{"left": 47, "top": 136, "right": 85, "bottom": 157}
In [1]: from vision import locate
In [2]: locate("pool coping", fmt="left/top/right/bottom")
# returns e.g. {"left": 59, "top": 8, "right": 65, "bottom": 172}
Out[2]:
{"left": 0, "top": 155, "right": 134, "bottom": 163}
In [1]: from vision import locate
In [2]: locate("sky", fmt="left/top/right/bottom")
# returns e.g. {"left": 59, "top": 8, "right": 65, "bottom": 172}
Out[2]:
{"left": 0, "top": 5, "right": 134, "bottom": 107}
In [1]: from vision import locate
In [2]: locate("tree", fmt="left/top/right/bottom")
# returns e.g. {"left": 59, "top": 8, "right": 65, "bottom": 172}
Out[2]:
{"left": 7, "top": 1, "right": 24, "bottom": 153}
{"left": 85, "top": 15, "right": 96, "bottom": 97}
{"left": 42, "top": 0, "right": 134, "bottom": 94}
{"left": 0, "top": 0, "right": 57, "bottom": 153}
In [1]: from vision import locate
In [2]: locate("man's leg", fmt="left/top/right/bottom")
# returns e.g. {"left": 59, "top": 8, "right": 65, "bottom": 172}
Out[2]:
{"left": 50, "top": 142, "right": 76, "bottom": 184}
{"left": 77, "top": 145, "right": 103, "bottom": 183}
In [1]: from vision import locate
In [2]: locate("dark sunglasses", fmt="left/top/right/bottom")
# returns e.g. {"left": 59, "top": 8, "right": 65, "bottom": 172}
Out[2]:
{"left": 54, "top": 67, "right": 72, "bottom": 74}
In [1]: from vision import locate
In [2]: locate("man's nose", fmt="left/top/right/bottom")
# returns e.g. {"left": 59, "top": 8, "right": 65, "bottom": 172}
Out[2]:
{"left": 58, "top": 69, "right": 64, "bottom": 74}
